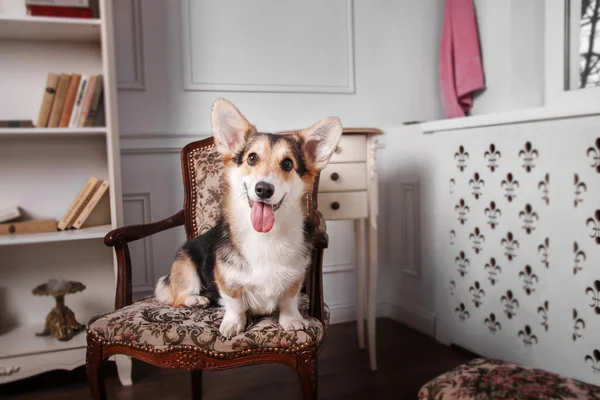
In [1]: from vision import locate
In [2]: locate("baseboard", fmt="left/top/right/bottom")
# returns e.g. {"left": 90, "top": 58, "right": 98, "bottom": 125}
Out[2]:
{"left": 379, "top": 301, "right": 435, "bottom": 337}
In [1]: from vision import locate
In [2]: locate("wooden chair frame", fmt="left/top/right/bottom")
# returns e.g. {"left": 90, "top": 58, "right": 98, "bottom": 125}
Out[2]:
{"left": 86, "top": 137, "right": 329, "bottom": 400}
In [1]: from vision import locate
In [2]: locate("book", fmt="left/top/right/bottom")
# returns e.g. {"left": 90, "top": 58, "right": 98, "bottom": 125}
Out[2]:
{"left": 26, "top": 5, "right": 93, "bottom": 18}
{"left": 72, "top": 180, "right": 108, "bottom": 228}
{"left": 0, "top": 206, "right": 21, "bottom": 223}
{"left": 83, "top": 75, "right": 103, "bottom": 127}
{"left": 0, "top": 219, "right": 57, "bottom": 235}
{"left": 47, "top": 73, "right": 71, "bottom": 128}
{"left": 93, "top": 94, "right": 105, "bottom": 127}
{"left": 0, "top": 120, "right": 34, "bottom": 128}
{"left": 68, "top": 75, "right": 88, "bottom": 128}
{"left": 77, "top": 74, "right": 96, "bottom": 127}
{"left": 36, "top": 73, "right": 59, "bottom": 128}
{"left": 57, "top": 176, "right": 99, "bottom": 230}
{"left": 25, "top": 0, "right": 90, "bottom": 7}
{"left": 58, "top": 74, "right": 81, "bottom": 128}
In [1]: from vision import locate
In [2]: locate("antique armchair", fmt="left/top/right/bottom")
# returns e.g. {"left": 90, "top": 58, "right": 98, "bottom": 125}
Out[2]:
{"left": 85, "top": 136, "right": 329, "bottom": 400}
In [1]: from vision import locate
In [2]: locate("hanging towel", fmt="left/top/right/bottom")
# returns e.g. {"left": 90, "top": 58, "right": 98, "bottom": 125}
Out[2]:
{"left": 439, "top": 0, "right": 485, "bottom": 118}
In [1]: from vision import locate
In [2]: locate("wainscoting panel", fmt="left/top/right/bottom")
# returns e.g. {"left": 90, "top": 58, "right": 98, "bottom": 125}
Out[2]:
{"left": 123, "top": 193, "right": 154, "bottom": 293}
{"left": 114, "top": 0, "right": 145, "bottom": 90}
{"left": 180, "top": 0, "right": 354, "bottom": 93}
{"left": 400, "top": 181, "right": 421, "bottom": 278}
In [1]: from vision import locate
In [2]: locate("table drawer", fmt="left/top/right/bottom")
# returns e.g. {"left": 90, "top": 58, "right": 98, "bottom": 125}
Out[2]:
{"left": 318, "top": 191, "right": 368, "bottom": 220}
{"left": 319, "top": 163, "right": 367, "bottom": 192}
{"left": 329, "top": 135, "right": 366, "bottom": 163}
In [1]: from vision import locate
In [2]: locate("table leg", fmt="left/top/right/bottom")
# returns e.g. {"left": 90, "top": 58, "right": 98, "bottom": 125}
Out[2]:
{"left": 366, "top": 219, "right": 378, "bottom": 371}
{"left": 354, "top": 218, "right": 366, "bottom": 349}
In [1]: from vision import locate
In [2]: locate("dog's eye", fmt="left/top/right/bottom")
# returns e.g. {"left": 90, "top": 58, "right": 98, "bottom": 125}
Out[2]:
{"left": 281, "top": 158, "right": 293, "bottom": 172}
{"left": 247, "top": 153, "right": 259, "bottom": 166}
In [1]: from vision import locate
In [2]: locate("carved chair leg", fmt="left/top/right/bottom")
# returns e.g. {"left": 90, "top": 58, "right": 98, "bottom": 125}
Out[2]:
{"left": 86, "top": 335, "right": 107, "bottom": 400}
{"left": 191, "top": 370, "right": 203, "bottom": 400}
{"left": 296, "top": 351, "right": 318, "bottom": 400}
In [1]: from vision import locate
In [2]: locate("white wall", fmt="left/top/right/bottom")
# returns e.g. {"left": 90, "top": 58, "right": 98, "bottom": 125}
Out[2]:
{"left": 114, "top": 0, "right": 445, "bottom": 322}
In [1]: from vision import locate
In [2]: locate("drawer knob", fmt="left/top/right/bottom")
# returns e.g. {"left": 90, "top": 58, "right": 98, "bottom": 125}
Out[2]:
{"left": 331, "top": 201, "right": 340, "bottom": 210}
{"left": 334, "top": 146, "right": 341, "bottom": 154}
{"left": 330, "top": 172, "right": 339, "bottom": 181}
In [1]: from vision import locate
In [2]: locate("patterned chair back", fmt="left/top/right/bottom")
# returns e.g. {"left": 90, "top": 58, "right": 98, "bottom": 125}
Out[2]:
{"left": 180, "top": 136, "right": 319, "bottom": 240}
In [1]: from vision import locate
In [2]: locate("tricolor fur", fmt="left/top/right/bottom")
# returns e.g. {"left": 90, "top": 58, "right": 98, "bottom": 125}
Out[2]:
{"left": 155, "top": 99, "right": 342, "bottom": 337}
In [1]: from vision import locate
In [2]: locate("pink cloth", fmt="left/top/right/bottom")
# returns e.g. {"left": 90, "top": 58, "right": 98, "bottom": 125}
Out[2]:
{"left": 439, "top": 0, "right": 485, "bottom": 118}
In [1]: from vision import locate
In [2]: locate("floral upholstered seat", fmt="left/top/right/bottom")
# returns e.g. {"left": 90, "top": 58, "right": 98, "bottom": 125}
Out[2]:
{"left": 418, "top": 358, "right": 600, "bottom": 400}
{"left": 88, "top": 294, "right": 329, "bottom": 354}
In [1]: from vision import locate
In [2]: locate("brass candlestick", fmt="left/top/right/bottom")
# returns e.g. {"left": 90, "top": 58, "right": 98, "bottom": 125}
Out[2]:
{"left": 32, "top": 279, "right": 86, "bottom": 341}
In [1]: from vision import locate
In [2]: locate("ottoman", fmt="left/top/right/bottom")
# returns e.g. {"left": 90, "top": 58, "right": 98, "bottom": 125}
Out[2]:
{"left": 418, "top": 358, "right": 600, "bottom": 399}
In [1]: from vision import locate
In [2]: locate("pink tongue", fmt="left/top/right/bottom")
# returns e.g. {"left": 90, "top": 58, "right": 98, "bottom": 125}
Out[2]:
{"left": 251, "top": 202, "right": 275, "bottom": 232}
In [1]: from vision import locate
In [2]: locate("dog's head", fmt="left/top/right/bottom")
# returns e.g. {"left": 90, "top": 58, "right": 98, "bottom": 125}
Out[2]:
{"left": 211, "top": 99, "right": 342, "bottom": 233}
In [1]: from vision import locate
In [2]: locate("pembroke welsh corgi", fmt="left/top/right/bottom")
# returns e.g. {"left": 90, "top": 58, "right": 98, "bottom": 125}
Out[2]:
{"left": 155, "top": 99, "right": 342, "bottom": 338}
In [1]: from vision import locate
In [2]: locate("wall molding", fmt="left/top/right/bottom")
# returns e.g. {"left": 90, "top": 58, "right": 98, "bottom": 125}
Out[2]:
{"left": 380, "top": 301, "right": 435, "bottom": 337}
{"left": 117, "top": 0, "right": 145, "bottom": 91}
{"left": 323, "top": 263, "right": 354, "bottom": 274}
{"left": 400, "top": 181, "right": 421, "bottom": 278}
{"left": 123, "top": 193, "right": 154, "bottom": 293}
{"left": 180, "top": 0, "right": 355, "bottom": 94}
{"left": 120, "top": 133, "right": 210, "bottom": 154}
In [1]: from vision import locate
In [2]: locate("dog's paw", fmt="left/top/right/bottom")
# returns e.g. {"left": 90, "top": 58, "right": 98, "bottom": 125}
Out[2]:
{"left": 219, "top": 315, "right": 246, "bottom": 338}
{"left": 184, "top": 295, "right": 210, "bottom": 308}
{"left": 279, "top": 315, "right": 309, "bottom": 331}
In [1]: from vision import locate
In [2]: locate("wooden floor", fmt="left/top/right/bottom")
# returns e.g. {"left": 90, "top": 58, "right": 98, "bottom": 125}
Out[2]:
{"left": 2, "top": 319, "right": 475, "bottom": 399}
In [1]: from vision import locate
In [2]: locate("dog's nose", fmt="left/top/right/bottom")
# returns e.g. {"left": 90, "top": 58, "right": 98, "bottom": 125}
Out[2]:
{"left": 255, "top": 181, "right": 274, "bottom": 199}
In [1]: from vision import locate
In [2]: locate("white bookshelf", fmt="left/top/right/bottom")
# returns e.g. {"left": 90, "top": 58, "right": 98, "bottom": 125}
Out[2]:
{"left": 0, "top": 0, "right": 123, "bottom": 385}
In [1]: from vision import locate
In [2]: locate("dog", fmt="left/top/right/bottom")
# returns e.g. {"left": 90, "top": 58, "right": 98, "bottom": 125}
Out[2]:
{"left": 155, "top": 99, "right": 342, "bottom": 338}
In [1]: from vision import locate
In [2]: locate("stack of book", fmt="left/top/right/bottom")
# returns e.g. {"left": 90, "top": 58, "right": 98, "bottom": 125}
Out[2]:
{"left": 36, "top": 72, "right": 105, "bottom": 128}
{"left": 57, "top": 176, "right": 110, "bottom": 230}
{"left": 26, "top": 0, "right": 99, "bottom": 19}
{"left": 0, "top": 206, "right": 58, "bottom": 235}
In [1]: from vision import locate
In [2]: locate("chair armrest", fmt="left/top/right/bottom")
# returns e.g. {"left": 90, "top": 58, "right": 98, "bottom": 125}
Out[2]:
{"left": 104, "top": 209, "right": 185, "bottom": 247}
{"left": 104, "top": 210, "right": 185, "bottom": 309}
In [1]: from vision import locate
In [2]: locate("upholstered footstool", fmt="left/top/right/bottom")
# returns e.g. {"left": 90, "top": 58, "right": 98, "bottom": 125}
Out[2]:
{"left": 419, "top": 358, "right": 600, "bottom": 399}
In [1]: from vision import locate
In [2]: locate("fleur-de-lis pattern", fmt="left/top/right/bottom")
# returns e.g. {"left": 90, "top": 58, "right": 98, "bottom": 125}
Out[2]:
{"left": 573, "top": 242, "right": 586, "bottom": 275}
{"left": 455, "top": 199, "right": 469, "bottom": 225}
{"left": 537, "top": 301, "right": 549, "bottom": 332}
{"left": 538, "top": 237, "right": 549, "bottom": 269}
{"left": 485, "top": 258, "right": 501, "bottom": 286}
{"left": 469, "top": 281, "right": 485, "bottom": 308}
{"left": 518, "top": 141, "right": 538, "bottom": 173}
{"left": 572, "top": 309, "right": 585, "bottom": 341}
{"left": 501, "top": 232, "right": 519, "bottom": 261}
{"left": 449, "top": 230, "right": 455, "bottom": 246}
{"left": 469, "top": 227, "right": 485, "bottom": 254}
{"left": 484, "top": 201, "right": 501, "bottom": 229}
{"left": 587, "top": 137, "right": 600, "bottom": 173}
{"left": 585, "top": 280, "right": 600, "bottom": 314}
{"left": 444, "top": 133, "right": 599, "bottom": 384}
{"left": 484, "top": 144, "right": 501, "bottom": 172}
{"left": 518, "top": 325, "right": 538, "bottom": 346}
{"left": 574, "top": 174, "right": 587, "bottom": 207}
{"left": 519, "top": 204, "right": 538, "bottom": 234}
{"left": 538, "top": 173, "right": 549, "bottom": 205}
{"left": 519, "top": 265, "right": 539, "bottom": 296}
{"left": 449, "top": 178, "right": 455, "bottom": 194}
{"left": 501, "top": 290, "right": 519, "bottom": 319}
{"left": 455, "top": 251, "right": 470, "bottom": 277}
{"left": 484, "top": 313, "right": 501, "bottom": 333}
{"left": 585, "top": 350, "right": 600, "bottom": 374}
{"left": 454, "top": 145, "right": 469, "bottom": 171}
{"left": 501, "top": 173, "right": 519, "bottom": 202}
{"left": 469, "top": 172, "right": 484, "bottom": 199}
{"left": 586, "top": 210, "right": 600, "bottom": 245}
{"left": 455, "top": 303, "right": 470, "bottom": 321}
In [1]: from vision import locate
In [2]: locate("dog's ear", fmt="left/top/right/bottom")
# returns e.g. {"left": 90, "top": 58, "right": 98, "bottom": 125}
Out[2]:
{"left": 211, "top": 99, "right": 254, "bottom": 157}
{"left": 299, "top": 117, "right": 343, "bottom": 171}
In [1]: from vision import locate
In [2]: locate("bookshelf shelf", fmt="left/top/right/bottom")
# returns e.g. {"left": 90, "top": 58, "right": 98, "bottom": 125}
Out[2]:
{"left": 0, "top": 127, "right": 106, "bottom": 137}
{"left": 0, "top": 15, "right": 101, "bottom": 42}
{"left": 0, "top": 224, "right": 111, "bottom": 246}
{"left": 0, "top": 320, "right": 88, "bottom": 359}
